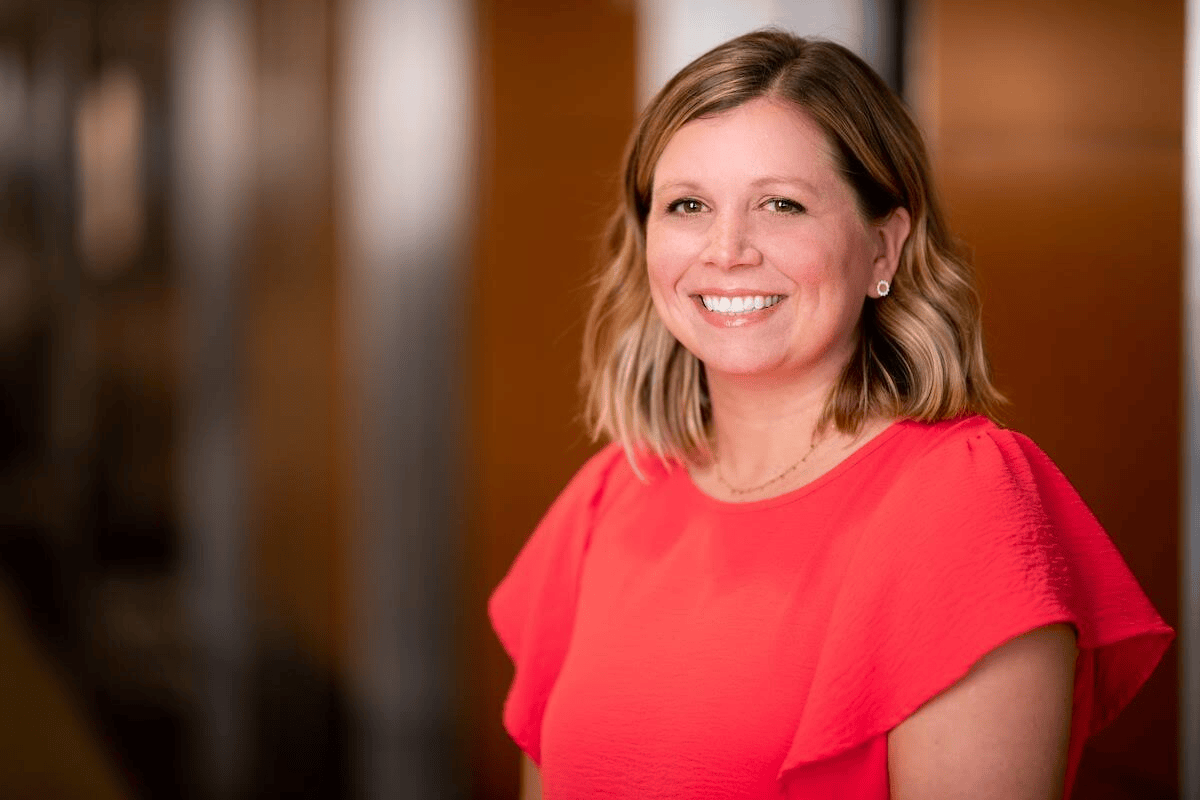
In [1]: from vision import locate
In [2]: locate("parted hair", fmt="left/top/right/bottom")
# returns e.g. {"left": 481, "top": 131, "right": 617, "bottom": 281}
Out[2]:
{"left": 581, "top": 29, "right": 1004, "bottom": 463}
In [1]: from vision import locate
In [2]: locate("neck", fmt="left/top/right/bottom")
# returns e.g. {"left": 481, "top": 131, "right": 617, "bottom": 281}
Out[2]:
{"left": 704, "top": 368, "right": 834, "bottom": 486}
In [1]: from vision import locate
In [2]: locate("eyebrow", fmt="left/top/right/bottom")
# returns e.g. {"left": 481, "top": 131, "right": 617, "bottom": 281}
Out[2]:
{"left": 747, "top": 174, "right": 821, "bottom": 193}
{"left": 652, "top": 180, "right": 699, "bottom": 196}
{"left": 652, "top": 174, "right": 822, "bottom": 196}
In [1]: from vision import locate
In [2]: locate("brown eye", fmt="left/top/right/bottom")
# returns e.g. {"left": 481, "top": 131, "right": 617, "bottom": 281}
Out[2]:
{"left": 767, "top": 198, "right": 804, "bottom": 214}
{"left": 667, "top": 198, "right": 706, "bottom": 214}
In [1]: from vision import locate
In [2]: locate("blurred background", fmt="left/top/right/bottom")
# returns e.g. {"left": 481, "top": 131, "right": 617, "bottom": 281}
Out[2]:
{"left": 0, "top": 0, "right": 1191, "bottom": 798}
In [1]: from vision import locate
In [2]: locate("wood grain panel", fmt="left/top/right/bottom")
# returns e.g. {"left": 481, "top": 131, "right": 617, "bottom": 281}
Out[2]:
{"left": 464, "top": 3, "right": 637, "bottom": 798}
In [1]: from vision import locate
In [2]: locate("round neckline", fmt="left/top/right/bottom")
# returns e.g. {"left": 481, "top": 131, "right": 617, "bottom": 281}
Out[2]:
{"left": 679, "top": 419, "right": 912, "bottom": 513}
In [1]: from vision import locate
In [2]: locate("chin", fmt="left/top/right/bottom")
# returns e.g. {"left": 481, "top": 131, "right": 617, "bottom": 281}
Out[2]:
{"left": 694, "top": 350, "right": 789, "bottom": 380}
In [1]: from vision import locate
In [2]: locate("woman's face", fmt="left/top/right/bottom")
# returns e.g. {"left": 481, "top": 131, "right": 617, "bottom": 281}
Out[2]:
{"left": 645, "top": 97, "right": 906, "bottom": 388}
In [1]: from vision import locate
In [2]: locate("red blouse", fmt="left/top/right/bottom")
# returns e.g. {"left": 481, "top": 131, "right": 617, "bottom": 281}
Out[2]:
{"left": 489, "top": 416, "right": 1172, "bottom": 799}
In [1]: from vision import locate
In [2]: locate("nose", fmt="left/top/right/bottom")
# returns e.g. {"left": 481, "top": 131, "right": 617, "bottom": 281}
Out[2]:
{"left": 701, "top": 211, "right": 762, "bottom": 269}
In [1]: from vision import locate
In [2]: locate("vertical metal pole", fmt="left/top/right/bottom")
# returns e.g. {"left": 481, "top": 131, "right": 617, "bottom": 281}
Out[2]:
{"left": 1184, "top": 2, "right": 1200, "bottom": 797}
{"left": 172, "top": 1, "right": 254, "bottom": 796}
{"left": 339, "top": 0, "right": 473, "bottom": 797}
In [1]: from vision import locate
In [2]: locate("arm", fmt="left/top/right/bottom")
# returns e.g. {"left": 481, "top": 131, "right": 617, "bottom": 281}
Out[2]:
{"left": 521, "top": 754, "right": 543, "bottom": 800}
{"left": 888, "top": 624, "right": 1077, "bottom": 800}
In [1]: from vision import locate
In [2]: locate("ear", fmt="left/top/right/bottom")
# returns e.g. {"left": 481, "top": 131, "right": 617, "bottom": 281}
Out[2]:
{"left": 872, "top": 206, "right": 911, "bottom": 286}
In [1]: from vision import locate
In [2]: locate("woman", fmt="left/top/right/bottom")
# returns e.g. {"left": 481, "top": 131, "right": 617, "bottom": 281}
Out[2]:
{"left": 490, "top": 30, "right": 1172, "bottom": 799}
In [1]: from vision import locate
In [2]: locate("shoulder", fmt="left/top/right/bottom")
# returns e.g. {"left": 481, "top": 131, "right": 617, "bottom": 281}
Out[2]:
{"left": 782, "top": 419, "right": 1170, "bottom": 782}
{"left": 528, "top": 441, "right": 670, "bottom": 546}
{"left": 560, "top": 442, "right": 628, "bottom": 501}
{"left": 891, "top": 414, "right": 1030, "bottom": 459}
{"left": 550, "top": 441, "right": 646, "bottom": 520}
{"left": 848, "top": 416, "right": 1096, "bottom": 600}
{"left": 886, "top": 415, "right": 1066, "bottom": 502}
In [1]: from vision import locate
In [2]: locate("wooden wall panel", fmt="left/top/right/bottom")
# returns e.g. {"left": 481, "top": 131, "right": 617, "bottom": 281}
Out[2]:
{"left": 912, "top": 1, "right": 1182, "bottom": 796}
{"left": 464, "top": 2, "right": 637, "bottom": 797}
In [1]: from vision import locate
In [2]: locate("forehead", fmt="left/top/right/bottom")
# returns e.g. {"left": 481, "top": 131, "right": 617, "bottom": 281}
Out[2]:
{"left": 653, "top": 97, "right": 839, "bottom": 185}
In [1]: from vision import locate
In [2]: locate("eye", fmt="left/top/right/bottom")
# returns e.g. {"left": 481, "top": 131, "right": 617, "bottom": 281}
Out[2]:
{"left": 765, "top": 197, "right": 805, "bottom": 214}
{"left": 666, "top": 198, "right": 707, "bottom": 214}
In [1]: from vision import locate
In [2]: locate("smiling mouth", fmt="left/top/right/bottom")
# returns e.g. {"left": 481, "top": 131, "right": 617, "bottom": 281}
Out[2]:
{"left": 697, "top": 294, "right": 786, "bottom": 314}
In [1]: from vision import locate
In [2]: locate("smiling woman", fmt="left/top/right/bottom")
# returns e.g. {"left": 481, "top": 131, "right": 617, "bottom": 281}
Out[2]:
{"left": 489, "top": 29, "right": 1172, "bottom": 800}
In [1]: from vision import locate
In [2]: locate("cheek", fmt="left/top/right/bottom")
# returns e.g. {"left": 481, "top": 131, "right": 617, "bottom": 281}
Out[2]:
{"left": 644, "top": 240, "right": 689, "bottom": 335}
{"left": 645, "top": 228, "right": 684, "bottom": 292}
{"left": 776, "top": 231, "right": 871, "bottom": 286}
{"left": 840, "top": 227, "right": 879, "bottom": 278}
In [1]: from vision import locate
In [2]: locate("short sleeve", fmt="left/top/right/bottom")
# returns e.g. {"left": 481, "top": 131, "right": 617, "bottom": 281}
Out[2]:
{"left": 777, "top": 423, "right": 1173, "bottom": 787}
{"left": 488, "top": 443, "right": 628, "bottom": 765}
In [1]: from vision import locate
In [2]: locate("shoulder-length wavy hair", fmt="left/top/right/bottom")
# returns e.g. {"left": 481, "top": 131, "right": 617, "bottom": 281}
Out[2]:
{"left": 581, "top": 29, "right": 1003, "bottom": 464}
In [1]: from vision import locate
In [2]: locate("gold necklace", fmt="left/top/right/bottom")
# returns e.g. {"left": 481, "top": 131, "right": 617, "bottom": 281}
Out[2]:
{"left": 715, "top": 439, "right": 819, "bottom": 497}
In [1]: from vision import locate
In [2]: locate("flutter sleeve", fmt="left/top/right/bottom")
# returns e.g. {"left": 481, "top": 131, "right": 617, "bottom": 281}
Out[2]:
{"left": 488, "top": 443, "right": 627, "bottom": 765}
{"left": 777, "top": 423, "right": 1173, "bottom": 791}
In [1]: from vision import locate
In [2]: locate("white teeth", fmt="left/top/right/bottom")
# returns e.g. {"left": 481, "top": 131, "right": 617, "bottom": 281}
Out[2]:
{"left": 699, "top": 294, "right": 784, "bottom": 314}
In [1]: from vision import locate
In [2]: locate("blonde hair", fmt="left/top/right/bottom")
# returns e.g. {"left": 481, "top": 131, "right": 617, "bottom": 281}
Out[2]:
{"left": 582, "top": 30, "right": 1004, "bottom": 464}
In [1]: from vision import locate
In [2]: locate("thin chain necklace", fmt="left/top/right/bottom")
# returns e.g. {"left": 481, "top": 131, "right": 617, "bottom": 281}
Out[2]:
{"left": 715, "top": 438, "right": 819, "bottom": 497}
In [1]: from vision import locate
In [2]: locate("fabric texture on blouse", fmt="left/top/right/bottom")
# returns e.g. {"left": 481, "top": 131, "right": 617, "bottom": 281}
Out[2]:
{"left": 488, "top": 416, "right": 1172, "bottom": 799}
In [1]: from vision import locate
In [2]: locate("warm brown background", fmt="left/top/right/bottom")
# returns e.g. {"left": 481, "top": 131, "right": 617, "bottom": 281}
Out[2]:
{"left": 466, "top": 1, "right": 1182, "bottom": 798}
